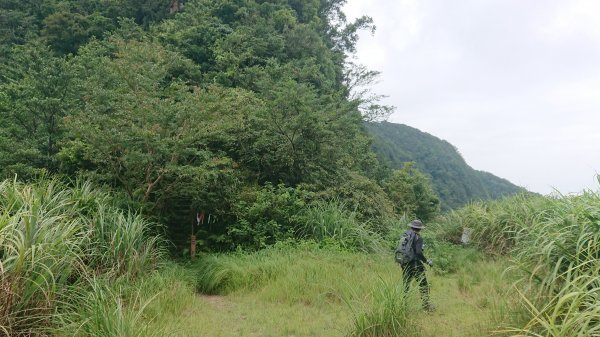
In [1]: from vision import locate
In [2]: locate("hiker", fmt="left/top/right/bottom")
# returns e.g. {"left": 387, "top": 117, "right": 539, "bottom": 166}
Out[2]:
{"left": 396, "top": 219, "right": 435, "bottom": 311}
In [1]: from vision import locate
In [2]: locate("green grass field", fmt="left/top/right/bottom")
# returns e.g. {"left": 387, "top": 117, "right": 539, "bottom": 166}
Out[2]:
{"left": 146, "top": 246, "right": 520, "bottom": 337}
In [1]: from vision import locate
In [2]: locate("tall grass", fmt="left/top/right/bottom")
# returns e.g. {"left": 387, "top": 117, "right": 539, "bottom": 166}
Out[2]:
{"left": 88, "top": 203, "right": 165, "bottom": 278}
{"left": 191, "top": 240, "right": 411, "bottom": 305}
{"left": 55, "top": 277, "right": 166, "bottom": 337}
{"left": 434, "top": 189, "right": 600, "bottom": 337}
{"left": 505, "top": 191, "right": 600, "bottom": 337}
{"left": 0, "top": 178, "right": 88, "bottom": 335}
{"left": 347, "top": 277, "right": 421, "bottom": 337}
{"left": 194, "top": 241, "right": 360, "bottom": 296}
{"left": 430, "top": 193, "right": 552, "bottom": 254}
{"left": 299, "top": 200, "right": 385, "bottom": 253}
{"left": 189, "top": 241, "right": 427, "bottom": 335}
{"left": 193, "top": 244, "right": 291, "bottom": 295}
{"left": 0, "top": 178, "right": 164, "bottom": 336}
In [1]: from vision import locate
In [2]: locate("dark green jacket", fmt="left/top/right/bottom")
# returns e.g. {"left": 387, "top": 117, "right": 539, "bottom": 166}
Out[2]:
{"left": 412, "top": 232, "right": 428, "bottom": 264}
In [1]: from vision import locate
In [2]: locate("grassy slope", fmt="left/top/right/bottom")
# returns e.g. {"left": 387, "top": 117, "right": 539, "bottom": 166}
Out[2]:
{"left": 147, "top": 249, "right": 518, "bottom": 337}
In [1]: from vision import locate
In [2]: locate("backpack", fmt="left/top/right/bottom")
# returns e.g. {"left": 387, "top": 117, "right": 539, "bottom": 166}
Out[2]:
{"left": 394, "top": 230, "right": 416, "bottom": 264}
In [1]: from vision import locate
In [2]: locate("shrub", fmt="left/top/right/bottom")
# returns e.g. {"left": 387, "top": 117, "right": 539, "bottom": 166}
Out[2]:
{"left": 319, "top": 170, "right": 395, "bottom": 222}
{"left": 227, "top": 184, "right": 312, "bottom": 250}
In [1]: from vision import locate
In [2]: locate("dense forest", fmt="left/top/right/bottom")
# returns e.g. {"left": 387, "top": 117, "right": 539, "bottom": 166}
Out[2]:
{"left": 366, "top": 122, "right": 526, "bottom": 210}
{"left": 0, "top": 0, "right": 524, "bottom": 252}
{"left": 0, "top": 0, "right": 448, "bottom": 251}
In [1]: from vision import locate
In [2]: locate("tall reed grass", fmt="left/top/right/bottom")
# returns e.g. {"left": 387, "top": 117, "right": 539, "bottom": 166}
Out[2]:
{"left": 434, "top": 189, "right": 600, "bottom": 336}
{"left": 505, "top": 191, "right": 600, "bottom": 337}
{"left": 430, "top": 193, "right": 552, "bottom": 254}
{"left": 298, "top": 200, "right": 384, "bottom": 253}
{"left": 0, "top": 178, "right": 164, "bottom": 336}
{"left": 347, "top": 277, "right": 421, "bottom": 337}
{"left": 55, "top": 277, "right": 166, "bottom": 337}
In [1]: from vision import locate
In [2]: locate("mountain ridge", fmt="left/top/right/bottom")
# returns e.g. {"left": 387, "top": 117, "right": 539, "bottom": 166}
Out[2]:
{"left": 366, "top": 121, "right": 526, "bottom": 210}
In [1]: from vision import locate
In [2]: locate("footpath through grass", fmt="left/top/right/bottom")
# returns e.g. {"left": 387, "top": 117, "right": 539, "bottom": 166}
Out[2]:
{"left": 147, "top": 244, "right": 519, "bottom": 337}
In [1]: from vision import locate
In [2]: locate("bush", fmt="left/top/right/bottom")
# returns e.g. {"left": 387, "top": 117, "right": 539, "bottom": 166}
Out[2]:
{"left": 319, "top": 170, "right": 395, "bottom": 222}
{"left": 382, "top": 162, "right": 439, "bottom": 222}
{"left": 227, "top": 184, "right": 313, "bottom": 250}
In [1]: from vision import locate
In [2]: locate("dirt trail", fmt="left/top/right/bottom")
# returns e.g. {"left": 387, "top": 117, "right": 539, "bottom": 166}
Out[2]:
{"left": 199, "top": 294, "right": 230, "bottom": 309}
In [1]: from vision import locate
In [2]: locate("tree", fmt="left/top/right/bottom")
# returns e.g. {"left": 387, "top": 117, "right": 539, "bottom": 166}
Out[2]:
{"left": 42, "top": 4, "right": 114, "bottom": 55}
{"left": 0, "top": 42, "right": 79, "bottom": 178}
{"left": 236, "top": 77, "right": 358, "bottom": 186}
{"left": 0, "top": 0, "right": 405, "bottom": 252}
{"left": 383, "top": 162, "right": 439, "bottom": 221}
{"left": 65, "top": 37, "right": 241, "bottom": 206}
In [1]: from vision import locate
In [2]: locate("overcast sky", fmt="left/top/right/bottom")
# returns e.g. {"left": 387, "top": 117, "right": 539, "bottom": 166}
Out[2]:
{"left": 343, "top": 0, "right": 600, "bottom": 195}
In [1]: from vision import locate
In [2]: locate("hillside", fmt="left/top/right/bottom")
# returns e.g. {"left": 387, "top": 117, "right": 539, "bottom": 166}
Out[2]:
{"left": 1, "top": 0, "right": 447, "bottom": 252}
{"left": 366, "top": 121, "right": 525, "bottom": 209}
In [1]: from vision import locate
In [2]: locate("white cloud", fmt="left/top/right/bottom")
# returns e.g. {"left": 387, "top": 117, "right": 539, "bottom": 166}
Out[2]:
{"left": 344, "top": 0, "right": 600, "bottom": 194}
{"left": 537, "top": 0, "right": 600, "bottom": 41}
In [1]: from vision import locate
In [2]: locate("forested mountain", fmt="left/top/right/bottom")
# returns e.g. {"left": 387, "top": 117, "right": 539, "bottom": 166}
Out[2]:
{"left": 366, "top": 121, "right": 525, "bottom": 209}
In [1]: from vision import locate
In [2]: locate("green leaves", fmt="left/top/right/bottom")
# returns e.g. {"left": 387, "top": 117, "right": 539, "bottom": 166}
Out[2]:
{"left": 382, "top": 162, "right": 440, "bottom": 221}
{"left": 67, "top": 38, "right": 247, "bottom": 210}
{"left": 0, "top": 42, "right": 79, "bottom": 178}
{"left": 0, "top": 0, "right": 429, "bottom": 254}
{"left": 228, "top": 184, "right": 312, "bottom": 250}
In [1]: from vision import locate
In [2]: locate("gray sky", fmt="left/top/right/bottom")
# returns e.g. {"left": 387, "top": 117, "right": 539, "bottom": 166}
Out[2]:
{"left": 343, "top": 0, "right": 600, "bottom": 195}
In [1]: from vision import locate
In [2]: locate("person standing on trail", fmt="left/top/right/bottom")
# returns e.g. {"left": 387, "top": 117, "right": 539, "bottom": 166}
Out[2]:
{"left": 395, "top": 219, "right": 435, "bottom": 311}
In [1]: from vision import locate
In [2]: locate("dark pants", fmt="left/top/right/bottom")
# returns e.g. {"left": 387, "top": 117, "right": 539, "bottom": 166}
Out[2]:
{"left": 401, "top": 262, "right": 430, "bottom": 307}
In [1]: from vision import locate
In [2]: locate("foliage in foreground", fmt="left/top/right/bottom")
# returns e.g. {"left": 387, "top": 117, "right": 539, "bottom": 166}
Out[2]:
{"left": 433, "top": 189, "right": 600, "bottom": 337}
{"left": 0, "top": 178, "right": 164, "bottom": 336}
{"left": 55, "top": 278, "right": 166, "bottom": 337}
{"left": 347, "top": 277, "right": 421, "bottom": 337}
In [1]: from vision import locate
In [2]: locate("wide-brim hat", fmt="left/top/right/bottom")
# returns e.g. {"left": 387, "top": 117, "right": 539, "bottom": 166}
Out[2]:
{"left": 408, "top": 220, "right": 424, "bottom": 229}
